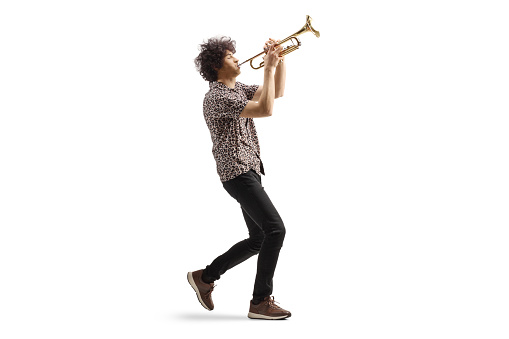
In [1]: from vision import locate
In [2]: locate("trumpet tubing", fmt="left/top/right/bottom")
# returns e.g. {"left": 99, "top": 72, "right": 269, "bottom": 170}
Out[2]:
{"left": 239, "top": 15, "right": 320, "bottom": 70}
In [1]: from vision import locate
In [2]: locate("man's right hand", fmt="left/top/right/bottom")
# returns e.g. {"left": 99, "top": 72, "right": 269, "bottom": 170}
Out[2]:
{"left": 263, "top": 44, "right": 283, "bottom": 70}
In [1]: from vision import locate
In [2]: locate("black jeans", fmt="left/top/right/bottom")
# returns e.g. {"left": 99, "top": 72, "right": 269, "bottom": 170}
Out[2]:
{"left": 202, "top": 169, "right": 286, "bottom": 302}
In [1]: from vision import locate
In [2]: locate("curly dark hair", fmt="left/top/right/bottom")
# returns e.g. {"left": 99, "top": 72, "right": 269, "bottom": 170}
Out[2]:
{"left": 195, "top": 36, "right": 236, "bottom": 82}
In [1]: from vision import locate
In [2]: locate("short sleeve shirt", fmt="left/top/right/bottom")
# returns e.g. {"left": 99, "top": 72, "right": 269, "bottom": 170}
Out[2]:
{"left": 203, "top": 81, "right": 264, "bottom": 182}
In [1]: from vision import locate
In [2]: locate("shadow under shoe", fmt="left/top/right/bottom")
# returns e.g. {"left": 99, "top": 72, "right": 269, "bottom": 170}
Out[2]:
{"left": 187, "top": 269, "right": 215, "bottom": 311}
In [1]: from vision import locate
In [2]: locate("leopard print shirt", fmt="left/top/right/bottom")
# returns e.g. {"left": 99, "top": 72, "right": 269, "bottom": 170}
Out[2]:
{"left": 203, "top": 81, "right": 265, "bottom": 182}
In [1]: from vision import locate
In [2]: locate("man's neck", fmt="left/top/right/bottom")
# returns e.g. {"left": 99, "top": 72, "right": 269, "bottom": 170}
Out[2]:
{"left": 217, "top": 77, "right": 236, "bottom": 89}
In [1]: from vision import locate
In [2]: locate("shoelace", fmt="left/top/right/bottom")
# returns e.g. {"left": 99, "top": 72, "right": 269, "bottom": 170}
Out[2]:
{"left": 266, "top": 296, "right": 282, "bottom": 309}
{"left": 204, "top": 284, "right": 215, "bottom": 299}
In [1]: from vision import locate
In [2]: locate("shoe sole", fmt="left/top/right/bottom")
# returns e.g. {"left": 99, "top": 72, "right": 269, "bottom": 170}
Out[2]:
{"left": 187, "top": 272, "right": 212, "bottom": 311}
{"left": 248, "top": 312, "right": 291, "bottom": 320}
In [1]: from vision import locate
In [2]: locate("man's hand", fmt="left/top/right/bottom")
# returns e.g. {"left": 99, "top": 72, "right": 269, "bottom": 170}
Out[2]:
{"left": 263, "top": 43, "right": 283, "bottom": 70}
{"left": 264, "top": 38, "right": 285, "bottom": 62}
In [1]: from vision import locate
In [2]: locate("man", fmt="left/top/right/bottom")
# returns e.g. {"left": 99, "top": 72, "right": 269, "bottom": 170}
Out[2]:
{"left": 189, "top": 36, "right": 290, "bottom": 320}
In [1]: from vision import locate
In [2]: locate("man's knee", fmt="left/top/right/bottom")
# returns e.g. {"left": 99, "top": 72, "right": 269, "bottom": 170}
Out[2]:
{"left": 275, "top": 223, "right": 286, "bottom": 239}
{"left": 265, "top": 219, "right": 286, "bottom": 242}
{"left": 248, "top": 234, "right": 264, "bottom": 253}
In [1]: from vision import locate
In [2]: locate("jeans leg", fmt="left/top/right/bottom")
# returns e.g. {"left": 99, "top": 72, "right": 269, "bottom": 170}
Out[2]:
{"left": 228, "top": 171, "right": 286, "bottom": 301}
{"left": 204, "top": 170, "right": 286, "bottom": 301}
{"left": 202, "top": 173, "right": 265, "bottom": 283}
{"left": 202, "top": 211, "right": 264, "bottom": 282}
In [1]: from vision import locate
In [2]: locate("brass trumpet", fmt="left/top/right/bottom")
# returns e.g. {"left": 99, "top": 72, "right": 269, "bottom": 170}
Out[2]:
{"left": 238, "top": 15, "right": 320, "bottom": 70}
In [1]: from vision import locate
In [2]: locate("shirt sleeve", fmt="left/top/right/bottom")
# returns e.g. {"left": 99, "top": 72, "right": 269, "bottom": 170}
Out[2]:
{"left": 241, "top": 83, "right": 260, "bottom": 101}
{"left": 205, "top": 94, "right": 248, "bottom": 119}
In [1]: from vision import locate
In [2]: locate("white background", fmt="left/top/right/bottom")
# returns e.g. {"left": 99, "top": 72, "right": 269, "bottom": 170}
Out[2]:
{"left": 1, "top": 0, "right": 508, "bottom": 338}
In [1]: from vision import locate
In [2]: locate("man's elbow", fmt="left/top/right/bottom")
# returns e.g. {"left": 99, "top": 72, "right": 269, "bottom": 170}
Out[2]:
{"left": 260, "top": 103, "right": 273, "bottom": 117}
{"left": 275, "top": 92, "right": 284, "bottom": 99}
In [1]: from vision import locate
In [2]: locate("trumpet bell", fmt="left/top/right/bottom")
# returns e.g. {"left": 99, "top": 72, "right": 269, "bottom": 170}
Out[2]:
{"left": 305, "top": 15, "right": 320, "bottom": 38}
{"left": 278, "top": 15, "right": 320, "bottom": 46}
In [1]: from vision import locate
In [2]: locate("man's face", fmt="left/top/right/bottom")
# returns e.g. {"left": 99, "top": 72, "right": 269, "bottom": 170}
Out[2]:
{"left": 218, "top": 50, "right": 240, "bottom": 77}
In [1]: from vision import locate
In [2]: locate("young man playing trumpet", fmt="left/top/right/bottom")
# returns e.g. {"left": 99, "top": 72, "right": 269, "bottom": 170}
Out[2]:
{"left": 189, "top": 36, "right": 290, "bottom": 320}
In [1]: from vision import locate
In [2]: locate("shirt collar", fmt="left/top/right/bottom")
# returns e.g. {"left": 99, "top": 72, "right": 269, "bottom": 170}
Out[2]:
{"left": 210, "top": 81, "right": 237, "bottom": 90}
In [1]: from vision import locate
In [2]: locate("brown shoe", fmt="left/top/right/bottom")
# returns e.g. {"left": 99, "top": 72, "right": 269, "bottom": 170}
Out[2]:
{"left": 248, "top": 296, "right": 291, "bottom": 320}
{"left": 187, "top": 270, "right": 215, "bottom": 311}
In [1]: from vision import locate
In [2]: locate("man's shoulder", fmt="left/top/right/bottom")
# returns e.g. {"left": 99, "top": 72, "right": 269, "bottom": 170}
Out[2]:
{"left": 205, "top": 81, "right": 226, "bottom": 95}
{"left": 203, "top": 84, "right": 230, "bottom": 114}
{"left": 235, "top": 81, "right": 252, "bottom": 89}
{"left": 203, "top": 87, "right": 224, "bottom": 106}
{"left": 236, "top": 82, "right": 259, "bottom": 92}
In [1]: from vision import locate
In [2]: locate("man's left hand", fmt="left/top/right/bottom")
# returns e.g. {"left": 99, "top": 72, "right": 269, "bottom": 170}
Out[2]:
{"left": 264, "top": 38, "right": 285, "bottom": 62}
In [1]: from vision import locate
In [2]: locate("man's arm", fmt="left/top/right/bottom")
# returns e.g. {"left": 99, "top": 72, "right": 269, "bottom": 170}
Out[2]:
{"left": 240, "top": 44, "right": 283, "bottom": 118}
{"left": 274, "top": 56, "right": 286, "bottom": 98}
{"left": 252, "top": 39, "right": 286, "bottom": 101}
{"left": 252, "top": 85, "right": 263, "bottom": 102}
{"left": 252, "top": 58, "right": 285, "bottom": 101}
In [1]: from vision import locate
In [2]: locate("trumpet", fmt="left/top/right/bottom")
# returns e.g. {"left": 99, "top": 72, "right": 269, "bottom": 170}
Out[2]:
{"left": 238, "top": 15, "right": 320, "bottom": 70}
